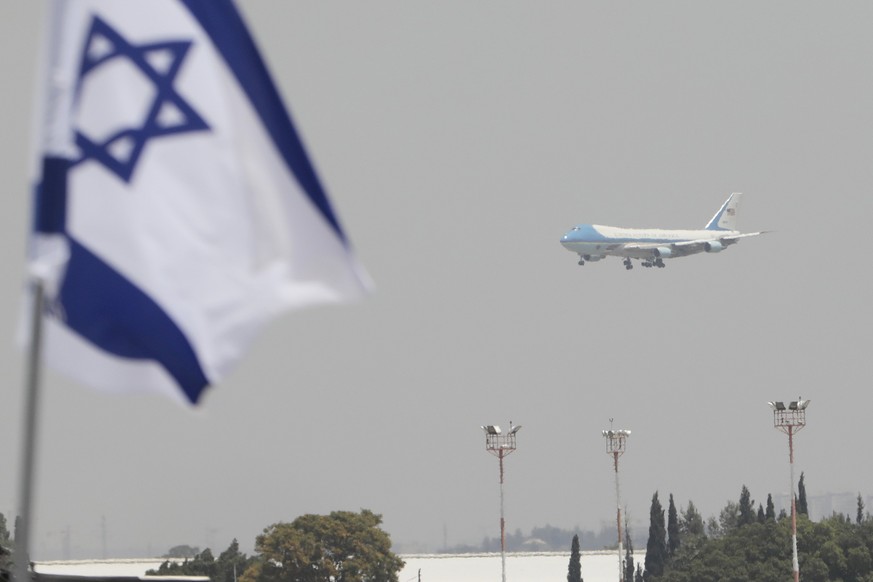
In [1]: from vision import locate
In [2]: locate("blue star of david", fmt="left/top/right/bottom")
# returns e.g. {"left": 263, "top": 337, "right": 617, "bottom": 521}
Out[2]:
{"left": 71, "top": 16, "right": 210, "bottom": 183}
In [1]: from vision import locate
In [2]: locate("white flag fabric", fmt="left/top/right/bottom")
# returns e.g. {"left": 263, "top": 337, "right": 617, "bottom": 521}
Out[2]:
{"left": 30, "top": 0, "right": 371, "bottom": 404}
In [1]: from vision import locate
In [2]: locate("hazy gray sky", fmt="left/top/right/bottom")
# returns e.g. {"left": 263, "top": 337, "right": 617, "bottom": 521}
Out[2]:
{"left": 2, "top": 1, "right": 873, "bottom": 559}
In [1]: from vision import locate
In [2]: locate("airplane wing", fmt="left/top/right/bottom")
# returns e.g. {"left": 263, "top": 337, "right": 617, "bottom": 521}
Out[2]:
{"left": 621, "top": 232, "right": 767, "bottom": 258}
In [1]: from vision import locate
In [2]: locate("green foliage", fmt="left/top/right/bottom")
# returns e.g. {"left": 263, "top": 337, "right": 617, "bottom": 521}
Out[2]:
{"left": 819, "top": 539, "right": 847, "bottom": 579}
{"left": 0, "top": 513, "right": 10, "bottom": 570}
{"left": 163, "top": 544, "right": 201, "bottom": 558}
{"left": 660, "top": 521, "right": 791, "bottom": 582}
{"left": 778, "top": 508, "right": 788, "bottom": 520}
{"left": 848, "top": 545, "right": 872, "bottom": 579}
{"left": 679, "top": 501, "right": 704, "bottom": 538}
{"left": 215, "top": 538, "right": 254, "bottom": 582}
{"left": 800, "top": 554, "right": 829, "bottom": 582}
{"left": 242, "top": 509, "right": 404, "bottom": 582}
{"left": 147, "top": 539, "right": 255, "bottom": 582}
{"left": 149, "top": 548, "right": 214, "bottom": 578}
{"left": 624, "top": 521, "right": 635, "bottom": 582}
{"left": 859, "top": 493, "right": 866, "bottom": 525}
{"left": 737, "top": 486, "right": 755, "bottom": 527}
{"left": 660, "top": 497, "right": 873, "bottom": 582}
{"left": 567, "top": 534, "right": 582, "bottom": 582}
{"left": 798, "top": 472, "right": 809, "bottom": 516}
{"left": 644, "top": 492, "right": 668, "bottom": 580}
{"left": 718, "top": 501, "right": 740, "bottom": 536}
{"left": 765, "top": 494, "right": 776, "bottom": 521}
{"left": 667, "top": 494, "right": 680, "bottom": 557}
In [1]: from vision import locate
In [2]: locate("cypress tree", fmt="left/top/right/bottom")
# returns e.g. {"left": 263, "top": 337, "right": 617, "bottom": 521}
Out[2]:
{"left": 644, "top": 492, "right": 668, "bottom": 580}
{"left": 624, "top": 521, "right": 634, "bottom": 582}
{"left": 0, "top": 513, "right": 9, "bottom": 570}
{"left": 757, "top": 503, "right": 765, "bottom": 524}
{"left": 567, "top": 534, "right": 582, "bottom": 582}
{"left": 858, "top": 493, "right": 865, "bottom": 525}
{"left": 667, "top": 494, "right": 680, "bottom": 557}
{"left": 765, "top": 493, "right": 776, "bottom": 521}
{"left": 797, "top": 472, "right": 809, "bottom": 516}
{"left": 738, "top": 485, "right": 755, "bottom": 526}
{"left": 634, "top": 563, "right": 644, "bottom": 582}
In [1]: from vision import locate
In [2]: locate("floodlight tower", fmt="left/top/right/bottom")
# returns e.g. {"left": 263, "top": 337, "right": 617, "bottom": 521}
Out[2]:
{"left": 603, "top": 422, "right": 631, "bottom": 582}
{"left": 768, "top": 398, "right": 810, "bottom": 582}
{"left": 482, "top": 422, "right": 521, "bottom": 582}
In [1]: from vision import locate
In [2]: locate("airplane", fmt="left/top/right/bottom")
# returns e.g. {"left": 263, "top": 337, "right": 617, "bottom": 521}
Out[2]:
{"left": 560, "top": 193, "right": 764, "bottom": 270}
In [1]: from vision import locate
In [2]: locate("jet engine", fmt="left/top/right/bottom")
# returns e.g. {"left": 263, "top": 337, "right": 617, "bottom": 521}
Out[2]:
{"left": 653, "top": 247, "right": 673, "bottom": 258}
{"left": 704, "top": 241, "right": 725, "bottom": 253}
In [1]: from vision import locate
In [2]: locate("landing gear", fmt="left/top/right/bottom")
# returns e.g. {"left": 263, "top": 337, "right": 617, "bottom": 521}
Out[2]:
{"left": 577, "top": 257, "right": 585, "bottom": 266}
{"left": 637, "top": 258, "right": 665, "bottom": 269}
{"left": 623, "top": 258, "right": 633, "bottom": 270}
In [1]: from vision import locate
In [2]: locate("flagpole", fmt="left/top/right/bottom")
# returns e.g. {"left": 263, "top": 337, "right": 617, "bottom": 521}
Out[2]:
{"left": 15, "top": 278, "right": 47, "bottom": 582}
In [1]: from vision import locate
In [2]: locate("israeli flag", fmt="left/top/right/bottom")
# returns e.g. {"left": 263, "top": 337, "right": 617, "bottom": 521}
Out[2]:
{"left": 29, "top": 0, "right": 371, "bottom": 404}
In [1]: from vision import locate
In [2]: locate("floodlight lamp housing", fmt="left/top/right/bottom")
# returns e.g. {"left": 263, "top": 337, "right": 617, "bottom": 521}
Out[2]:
{"left": 509, "top": 425, "right": 522, "bottom": 435}
{"left": 797, "top": 399, "right": 810, "bottom": 410}
{"left": 482, "top": 425, "right": 501, "bottom": 435}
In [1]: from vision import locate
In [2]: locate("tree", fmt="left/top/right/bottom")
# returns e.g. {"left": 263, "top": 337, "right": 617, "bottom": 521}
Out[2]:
{"left": 241, "top": 510, "right": 404, "bottom": 582}
{"left": 756, "top": 504, "right": 765, "bottom": 524}
{"left": 717, "top": 501, "right": 740, "bottom": 535}
{"left": 624, "top": 521, "right": 635, "bottom": 582}
{"left": 634, "top": 563, "right": 644, "bottom": 582}
{"left": 858, "top": 493, "right": 866, "bottom": 525}
{"left": 216, "top": 538, "right": 254, "bottom": 582}
{"left": 765, "top": 494, "right": 776, "bottom": 521}
{"left": 680, "top": 501, "right": 705, "bottom": 538}
{"left": 738, "top": 485, "right": 756, "bottom": 527}
{"left": 778, "top": 508, "right": 788, "bottom": 520}
{"left": 164, "top": 545, "right": 201, "bottom": 559}
{"left": 0, "top": 513, "right": 10, "bottom": 570}
{"left": 797, "top": 472, "right": 809, "bottom": 516}
{"left": 567, "top": 534, "right": 582, "bottom": 582}
{"left": 148, "top": 539, "right": 254, "bottom": 582}
{"left": 644, "top": 492, "right": 668, "bottom": 580}
{"left": 667, "top": 494, "right": 680, "bottom": 557}
{"left": 149, "top": 548, "right": 215, "bottom": 579}
{"left": 11, "top": 517, "right": 22, "bottom": 570}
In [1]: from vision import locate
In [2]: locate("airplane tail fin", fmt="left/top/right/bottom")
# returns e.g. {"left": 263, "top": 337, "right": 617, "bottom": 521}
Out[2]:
{"left": 705, "top": 192, "right": 742, "bottom": 231}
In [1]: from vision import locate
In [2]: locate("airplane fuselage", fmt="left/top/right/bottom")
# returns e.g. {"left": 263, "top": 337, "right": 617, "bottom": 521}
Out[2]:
{"left": 561, "top": 225, "right": 737, "bottom": 258}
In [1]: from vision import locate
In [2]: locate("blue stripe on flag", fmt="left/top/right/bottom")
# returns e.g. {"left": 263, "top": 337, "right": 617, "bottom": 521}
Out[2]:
{"left": 61, "top": 238, "right": 209, "bottom": 403}
{"left": 34, "top": 157, "right": 69, "bottom": 234}
{"left": 180, "top": 0, "right": 348, "bottom": 244}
